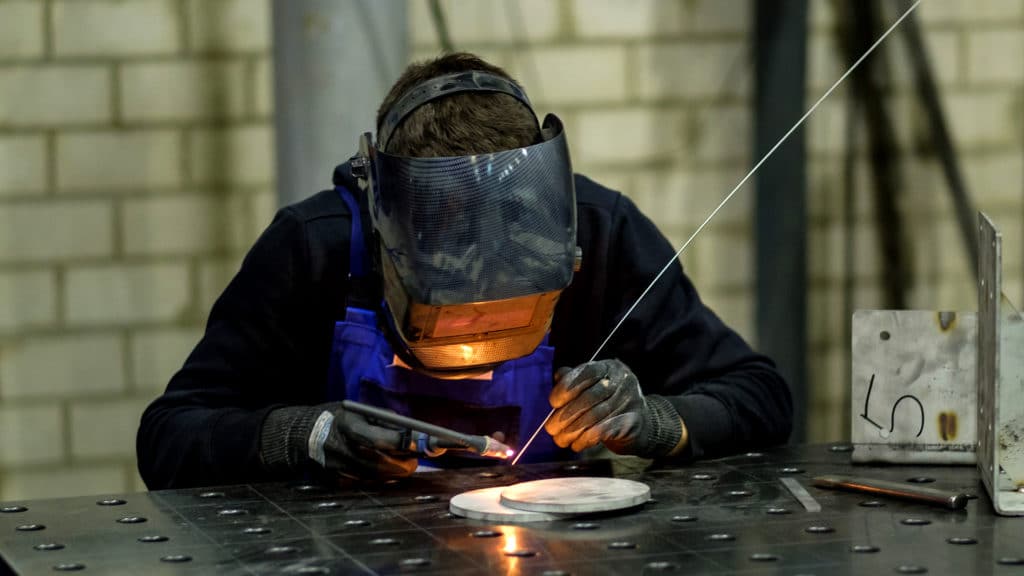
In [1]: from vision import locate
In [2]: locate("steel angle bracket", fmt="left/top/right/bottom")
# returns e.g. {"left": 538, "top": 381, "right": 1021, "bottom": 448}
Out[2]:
{"left": 850, "top": 310, "right": 977, "bottom": 465}
{"left": 977, "top": 212, "right": 1024, "bottom": 516}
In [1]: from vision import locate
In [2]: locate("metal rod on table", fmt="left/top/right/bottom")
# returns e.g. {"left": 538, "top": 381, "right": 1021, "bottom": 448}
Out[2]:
{"left": 341, "top": 400, "right": 513, "bottom": 459}
{"left": 813, "top": 475, "right": 969, "bottom": 510}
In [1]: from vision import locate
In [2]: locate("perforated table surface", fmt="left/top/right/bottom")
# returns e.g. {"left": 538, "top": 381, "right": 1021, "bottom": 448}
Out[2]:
{"left": 1, "top": 444, "right": 1022, "bottom": 575}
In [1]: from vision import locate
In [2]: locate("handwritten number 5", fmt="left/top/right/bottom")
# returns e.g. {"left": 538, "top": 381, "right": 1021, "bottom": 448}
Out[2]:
{"left": 860, "top": 373, "right": 924, "bottom": 437}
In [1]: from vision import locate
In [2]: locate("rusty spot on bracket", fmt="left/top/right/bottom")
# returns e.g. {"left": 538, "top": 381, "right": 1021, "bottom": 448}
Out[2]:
{"left": 938, "top": 411, "right": 958, "bottom": 441}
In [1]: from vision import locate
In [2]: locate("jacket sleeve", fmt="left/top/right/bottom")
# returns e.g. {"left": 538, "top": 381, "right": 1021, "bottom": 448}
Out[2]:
{"left": 136, "top": 207, "right": 331, "bottom": 489}
{"left": 603, "top": 194, "right": 793, "bottom": 460}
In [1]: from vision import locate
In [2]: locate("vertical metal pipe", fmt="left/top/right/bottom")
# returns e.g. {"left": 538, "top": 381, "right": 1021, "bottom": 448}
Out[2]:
{"left": 273, "top": 0, "right": 408, "bottom": 207}
{"left": 754, "top": 0, "right": 809, "bottom": 442}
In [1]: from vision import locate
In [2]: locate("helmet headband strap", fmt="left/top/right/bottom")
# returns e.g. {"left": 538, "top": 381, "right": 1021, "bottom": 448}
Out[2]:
{"left": 377, "top": 70, "right": 537, "bottom": 151}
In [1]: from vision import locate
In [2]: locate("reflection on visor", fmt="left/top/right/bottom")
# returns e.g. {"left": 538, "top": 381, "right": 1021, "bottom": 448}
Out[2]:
{"left": 432, "top": 296, "right": 539, "bottom": 338}
{"left": 369, "top": 115, "right": 576, "bottom": 306}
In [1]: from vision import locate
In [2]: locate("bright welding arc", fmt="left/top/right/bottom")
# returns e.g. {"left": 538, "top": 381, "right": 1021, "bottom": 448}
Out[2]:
{"left": 511, "top": 0, "right": 922, "bottom": 467}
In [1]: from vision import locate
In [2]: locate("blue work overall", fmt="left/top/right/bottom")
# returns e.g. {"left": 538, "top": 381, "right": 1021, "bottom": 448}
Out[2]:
{"left": 325, "top": 186, "right": 570, "bottom": 465}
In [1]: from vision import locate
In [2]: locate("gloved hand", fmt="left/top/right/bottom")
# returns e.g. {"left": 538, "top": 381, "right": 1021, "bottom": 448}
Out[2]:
{"left": 545, "top": 359, "right": 686, "bottom": 458}
{"left": 260, "top": 402, "right": 418, "bottom": 479}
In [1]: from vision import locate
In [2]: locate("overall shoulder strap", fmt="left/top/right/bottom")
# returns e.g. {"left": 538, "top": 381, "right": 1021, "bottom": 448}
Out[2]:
{"left": 335, "top": 185, "right": 380, "bottom": 311}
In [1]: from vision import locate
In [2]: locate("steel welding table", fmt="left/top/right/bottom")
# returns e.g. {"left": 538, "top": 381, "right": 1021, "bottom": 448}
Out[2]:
{"left": 1, "top": 444, "right": 1022, "bottom": 575}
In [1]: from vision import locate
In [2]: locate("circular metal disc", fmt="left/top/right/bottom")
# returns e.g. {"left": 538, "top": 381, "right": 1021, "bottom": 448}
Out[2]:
{"left": 499, "top": 477, "right": 650, "bottom": 514}
{"left": 449, "top": 487, "right": 561, "bottom": 523}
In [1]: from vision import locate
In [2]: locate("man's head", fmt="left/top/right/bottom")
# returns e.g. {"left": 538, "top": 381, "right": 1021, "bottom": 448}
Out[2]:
{"left": 376, "top": 53, "right": 540, "bottom": 157}
{"left": 355, "top": 52, "right": 576, "bottom": 379}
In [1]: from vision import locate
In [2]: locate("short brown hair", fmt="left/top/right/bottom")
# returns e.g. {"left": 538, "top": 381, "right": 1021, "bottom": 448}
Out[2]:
{"left": 376, "top": 52, "right": 540, "bottom": 157}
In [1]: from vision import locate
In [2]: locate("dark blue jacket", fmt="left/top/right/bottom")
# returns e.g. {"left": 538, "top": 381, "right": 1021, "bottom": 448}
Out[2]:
{"left": 137, "top": 166, "right": 792, "bottom": 489}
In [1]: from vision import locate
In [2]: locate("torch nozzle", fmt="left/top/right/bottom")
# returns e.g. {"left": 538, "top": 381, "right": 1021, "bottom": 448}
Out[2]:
{"left": 478, "top": 436, "right": 515, "bottom": 460}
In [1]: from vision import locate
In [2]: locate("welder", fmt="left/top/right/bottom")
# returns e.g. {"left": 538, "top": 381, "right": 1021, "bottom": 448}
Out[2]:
{"left": 136, "top": 53, "right": 792, "bottom": 489}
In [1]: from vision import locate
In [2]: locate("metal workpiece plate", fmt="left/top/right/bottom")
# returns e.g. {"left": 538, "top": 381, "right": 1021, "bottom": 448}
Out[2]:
{"left": 977, "top": 213, "right": 1024, "bottom": 516}
{"left": 499, "top": 477, "right": 651, "bottom": 514}
{"left": 449, "top": 486, "right": 563, "bottom": 523}
{"left": 3, "top": 445, "right": 1024, "bottom": 575}
{"left": 851, "top": 309, "right": 977, "bottom": 465}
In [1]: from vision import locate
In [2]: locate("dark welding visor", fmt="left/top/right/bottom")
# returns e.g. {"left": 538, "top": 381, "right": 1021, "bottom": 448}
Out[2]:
{"left": 355, "top": 113, "right": 576, "bottom": 376}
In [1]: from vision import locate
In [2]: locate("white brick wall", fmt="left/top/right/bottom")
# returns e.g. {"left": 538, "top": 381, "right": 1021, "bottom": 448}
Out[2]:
{"left": 630, "top": 170, "right": 697, "bottom": 232}
{"left": 804, "top": 96, "right": 852, "bottom": 157}
{"left": 224, "top": 190, "right": 276, "bottom": 252}
{"left": 1, "top": 466, "right": 127, "bottom": 500}
{"left": 633, "top": 41, "right": 748, "bottom": 101}
{"left": 70, "top": 399, "right": 152, "bottom": 459}
{"left": 123, "top": 195, "right": 225, "bottom": 256}
{"left": 809, "top": 26, "right": 960, "bottom": 93}
{"left": 0, "top": 271, "right": 56, "bottom": 334}
{"left": 0, "top": 135, "right": 46, "bottom": 195}
{"left": 57, "top": 130, "right": 183, "bottom": 192}
{"left": 507, "top": 46, "right": 628, "bottom": 105}
{"left": 967, "top": 29, "right": 1024, "bottom": 84}
{"left": 688, "top": 0, "right": 749, "bottom": 35}
{"left": 130, "top": 328, "right": 201, "bottom": 392}
{"left": 121, "top": 61, "right": 248, "bottom": 122}
{"left": 0, "top": 66, "right": 110, "bottom": 126}
{"left": 700, "top": 291, "right": 753, "bottom": 343}
{"left": 253, "top": 57, "right": 274, "bottom": 117}
{"left": 807, "top": 286, "right": 886, "bottom": 349}
{"left": 679, "top": 169, "right": 752, "bottom": 227}
{"left": 0, "top": 0, "right": 275, "bottom": 501}
{"left": 692, "top": 104, "right": 751, "bottom": 164}
{"left": 964, "top": 152, "right": 1024, "bottom": 205}
{"left": 197, "top": 257, "right": 237, "bottom": 316}
{"left": 944, "top": 90, "right": 1020, "bottom": 147}
{"left": 806, "top": 344, "right": 847, "bottom": 440}
{"left": 408, "top": 0, "right": 560, "bottom": 46}
{"left": 919, "top": 0, "right": 1024, "bottom": 23}
{"left": 569, "top": 0, "right": 749, "bottom": 39}
{"left": 188, "top": 0, "right": 271, "bottom": 53}
{"left": 807, "top": 158, "right": 878, "bottom": 220}
{"left": 910, "top": 217, "right": 973, "bottom": 278}
{"left": 629, "top": 168, "right": 754, "bottom": 240}
{"left": 574, "top": 107, "right": 685, "bottom": 164}
{"left": 0, "top": 200, "right": 114, "bottom": 262}
{"left": 0, "top": 1, "right": 44, "bottom": 59}
{"left": 52, "top": 0, "right": 181, "bottom": 57}
{"left": 0, "top": 334, "right": 125, "bottom": 399}
{"left": 190, "top": 125, "right": 275, "bottom": 186}
{"left": 888, "top": 29, "right": 960, "bottom": 89}
{"left": 65, "top": 263, "right": 191, "bottom": 326}
{"left": 0, "top": 404, "right": 64, "bottom": 466}
{"left": 694, "top": 230, "right": 753, "bottom": 289}
{"left": 808, "top": 222, "right": 884, "bottom": 282}
{"left": 572, "top": 0, "right": 685, "bottom": 39}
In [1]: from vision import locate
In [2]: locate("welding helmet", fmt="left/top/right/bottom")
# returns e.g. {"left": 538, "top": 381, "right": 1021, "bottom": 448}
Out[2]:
{"left": 351, "top": 70, "right": 576, "bottom": 379}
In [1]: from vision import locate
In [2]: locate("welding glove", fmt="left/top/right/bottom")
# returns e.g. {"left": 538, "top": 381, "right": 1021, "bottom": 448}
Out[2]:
{"left": 545, "top": 359, "right": 687, "bottom": 458}
{"left": 260, "top": 403, "right": 418, "bottom": 479}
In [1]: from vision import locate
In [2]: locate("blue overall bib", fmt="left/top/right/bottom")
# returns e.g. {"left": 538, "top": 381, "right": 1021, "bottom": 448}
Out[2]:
{"left": 325, "top": 186, "right": 570, "bottom": 465}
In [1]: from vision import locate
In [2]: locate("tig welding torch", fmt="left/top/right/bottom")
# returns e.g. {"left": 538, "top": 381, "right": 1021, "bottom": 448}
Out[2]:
{"left": 341, "top": 400, "right": 514, "bottom": 460}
